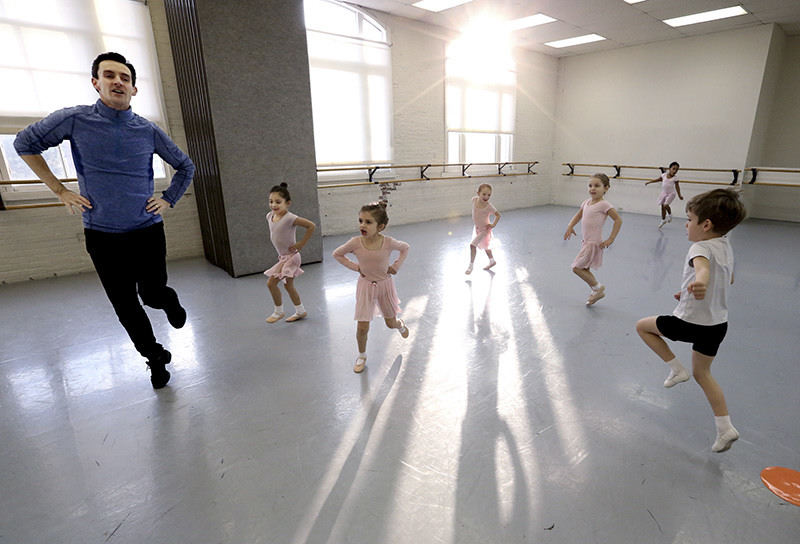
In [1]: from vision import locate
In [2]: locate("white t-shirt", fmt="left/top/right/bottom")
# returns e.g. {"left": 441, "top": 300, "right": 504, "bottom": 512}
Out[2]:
{"left": 673, "top": 236, "right": 733, "bottom": 326}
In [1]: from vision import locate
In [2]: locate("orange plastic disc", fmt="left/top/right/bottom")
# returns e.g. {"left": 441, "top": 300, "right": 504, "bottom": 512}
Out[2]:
{"left": 761, "top": 466, "right": 800, "bottom": 507}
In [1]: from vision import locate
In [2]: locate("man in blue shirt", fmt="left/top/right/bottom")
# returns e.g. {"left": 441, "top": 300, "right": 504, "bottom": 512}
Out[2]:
{"left": 15, "top": 52, "right": 195, "bottom": 389}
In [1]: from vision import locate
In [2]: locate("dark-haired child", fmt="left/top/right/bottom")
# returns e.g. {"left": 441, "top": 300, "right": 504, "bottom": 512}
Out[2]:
{"left": 264, "top": 183, "right": 316, "bottom": 323}
{"left": 645, "top": 161, "right": 683, "bottom": 228}
{"left": 636, "top": 188, "right": 747, "bottom": 452}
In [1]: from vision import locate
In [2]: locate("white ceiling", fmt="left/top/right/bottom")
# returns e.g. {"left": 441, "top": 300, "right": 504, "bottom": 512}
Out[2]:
{"left": 347, "top": 0, "right": 800, "bottom": 56}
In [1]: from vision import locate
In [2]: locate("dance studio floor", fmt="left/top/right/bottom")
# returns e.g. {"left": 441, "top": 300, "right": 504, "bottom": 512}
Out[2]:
{"left": 1, "top": 205, "right": 798, "bottom": 543}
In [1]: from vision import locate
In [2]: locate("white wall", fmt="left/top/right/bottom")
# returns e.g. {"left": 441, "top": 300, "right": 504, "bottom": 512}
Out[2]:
{"left": 746, "top": 34, "right": 800, "bottom": 222}
{"left": 552, "top": 25, "right": 776, "bottom": 218}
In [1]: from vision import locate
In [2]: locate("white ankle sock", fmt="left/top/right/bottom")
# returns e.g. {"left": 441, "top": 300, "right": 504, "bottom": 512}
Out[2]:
{"left": 714, "top": 415, "right": 734, "bottom": 433}
{"left": 665, "top": 357, "right": 685, "bottom": 373}
{"left": 591, "top": 283, "right": 604, "bottom": 292}
{"left": 294, "top": 303, "right": 305, "bottom": 314}
{"left": 274, "top": 305, "right": 284, "bottom": 314}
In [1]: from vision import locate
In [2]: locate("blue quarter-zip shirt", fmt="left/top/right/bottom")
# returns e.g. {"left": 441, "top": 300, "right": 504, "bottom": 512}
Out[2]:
{"left": 14, "top": 99, "right": 195, "bottom": 233}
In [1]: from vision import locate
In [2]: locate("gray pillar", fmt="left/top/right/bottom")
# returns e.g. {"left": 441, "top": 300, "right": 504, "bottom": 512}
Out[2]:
{"left": 164, "top": 0, "right": 321, "bottom": 277}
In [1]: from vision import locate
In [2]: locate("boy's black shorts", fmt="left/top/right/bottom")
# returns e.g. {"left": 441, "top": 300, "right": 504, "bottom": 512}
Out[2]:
{"left": 656, "top": 315, "right": 728, "bottom": 357}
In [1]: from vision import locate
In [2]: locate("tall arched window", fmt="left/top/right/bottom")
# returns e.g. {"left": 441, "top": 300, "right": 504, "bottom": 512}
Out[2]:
{"left": 304, "top": 0, "right": 392, "bottom": 165}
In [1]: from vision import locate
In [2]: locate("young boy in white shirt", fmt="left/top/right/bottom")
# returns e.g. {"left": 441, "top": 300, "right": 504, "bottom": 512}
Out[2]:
{"left": 636, "top": 188, "right": 747, "bottom": 452}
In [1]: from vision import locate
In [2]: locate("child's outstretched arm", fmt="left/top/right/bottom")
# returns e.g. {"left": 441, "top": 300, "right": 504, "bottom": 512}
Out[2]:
{"left": 289, "top": 216, "right": 316, "bottom": 252}
{"left": 564, "top": 208, "right": 582, "bottom": 240}
{"left": 687, "top": 256, "right": 710, "bottom": 299}
{"left": 601, "top": 209, "right": 623, "bottom": 248}
{"left": 644, "top": 177, "right": 661, "bottom": 186}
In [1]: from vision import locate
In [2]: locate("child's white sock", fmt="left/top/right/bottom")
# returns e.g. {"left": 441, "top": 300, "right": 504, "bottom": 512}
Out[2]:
{"left": 591, "top": 283, "right": 604, "bottom": 292}
{"left": 465, "top": 263, "right": 473, "bottom": 274}
{"left": 294, "top": 303, "right": 305, "bottom": 315}
{"left": 274, "top": 305, "right": 283, "bottom": 314}
{"left": 663, "top": 357, "right": 690, "bottom": 388}
{"left": 266, "top": 305, "right": 285, "bottom": 323}
{"left": 712, "top": 415, "right": 739, "bottom": 452}
{"left": 483, "top": 258, "right": 496, "bottom": 270}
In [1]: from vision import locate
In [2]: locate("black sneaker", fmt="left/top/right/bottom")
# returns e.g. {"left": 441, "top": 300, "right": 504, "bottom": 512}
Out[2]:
{"left": 165, "top": 302, "right": 187, "bottom": 329}
{"left": 147, "top": 350, "right": 172, "bottom": 389}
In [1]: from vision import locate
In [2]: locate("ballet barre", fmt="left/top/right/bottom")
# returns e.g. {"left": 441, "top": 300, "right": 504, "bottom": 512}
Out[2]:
{"left": 317, "top": 161, "right": 538, "bottom": 189}
{"left": 744, "top": 167, "right": 800, "bottom": 187}
{"left": 562, "top": 163, "right": 741, "bottom": 186}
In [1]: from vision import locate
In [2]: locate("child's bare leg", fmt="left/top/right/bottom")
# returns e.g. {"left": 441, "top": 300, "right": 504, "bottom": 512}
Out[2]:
{"left": 636, "top": 317, "right": 675, "bottom": 361}
{"left": 691, "top": 351, "right": 727, "bottom": 416}
{"left": 484, "top": 249, "right": 496, "bottom": 270}
{"left": 665, "top": 204, "right": 672, "bottom": 217}
{"left": 692, "top": 350, "right": 739, "bottom": 451}
{"left": 267, "top": 276, "right": 282, "bottom": 306}
{"left": 266, "top": 276, "right": 285, "bottom": 323}
{"left": 353, "top": 321, "right": 370, "bottom": 372}
{"left": 661, "top": 205, "right": 667, "bottom": 220}
{"left": 572, "top": 267, "right": 598, "bottom": 287}
{"left": 384, "top": 316, "right": 409, "bottom": 338}
{"left": 466, "top": 245, "right": 477, "bottom": 274}
{"left": 636, "top": 317, "right": 689, "bottom": 386}
{"left": 356, "top": 321, "right": 369, "bottom": 353}
{"left": 284, "top": 278, "right": 307, "bottom": 322}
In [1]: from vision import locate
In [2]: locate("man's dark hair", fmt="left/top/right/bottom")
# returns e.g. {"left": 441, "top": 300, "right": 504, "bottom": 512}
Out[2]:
{"left": 91, "top": 52, "right": 136, "bottom": 85}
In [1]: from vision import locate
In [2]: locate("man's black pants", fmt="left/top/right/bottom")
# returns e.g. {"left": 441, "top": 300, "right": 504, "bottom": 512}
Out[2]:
{"left": 85, "top": 222, "right": 179, "bottom": 360}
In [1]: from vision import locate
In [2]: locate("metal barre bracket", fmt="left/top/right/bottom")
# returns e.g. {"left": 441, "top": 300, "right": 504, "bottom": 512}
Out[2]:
{"left": 368, "top": 166, "right": 380, "bottom": 183}
{"left": 420, "top": 165, "right": 430, "bottom": 180}
{"left": 659, "top": 166, "right": 666, "bottom": 174}
{"left": 498, "top": 162, "right": 508, "bottom": 175}
{"left": 749, "top": 168, "right": 758, "bottom": 184}
{"left": 462, "top": 163, "right": 472, "bottom": 177}
{"left": 0, "top": 191, "right": 5, "bottom": 211}
{"left": 731, "top": 169, "right": 739, "bottom": 185}
{"left": 613, "top": 165, "right": 621, "bottom": 178}
{"left": 566, "top": 163, "right": 574, "bottom": 175}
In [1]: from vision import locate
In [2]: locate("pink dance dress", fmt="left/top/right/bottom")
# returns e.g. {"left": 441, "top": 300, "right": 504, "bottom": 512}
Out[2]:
{"left": 571, "top": 198, "right": 615, "bottom": 270}
{"left": 333, "top": 235, "right": 410, "bottom": 321}
{"left": 657, "top": 173, "right": 679, "bottom": 206}
{"left": 470, "top": 196, "right": 497, "bottom": 250}
{"left": 263, "top": 211, "right": 303, "bottom": 282}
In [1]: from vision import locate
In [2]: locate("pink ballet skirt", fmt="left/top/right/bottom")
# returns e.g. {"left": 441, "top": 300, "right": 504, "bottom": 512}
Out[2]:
{"left": 354, "top": 275, "right": 401, "bottom": 321}
{"left": 657, "top": 190, "right": 676, "bottom": 206}
{"left": 263, "top": 252, "right": 303, "bottom": 282}
{"left": 571, "top": 240, "right": 603, "bottom": 269}
{"left": 471, "top": 226, "right": 492, "bottom": 250}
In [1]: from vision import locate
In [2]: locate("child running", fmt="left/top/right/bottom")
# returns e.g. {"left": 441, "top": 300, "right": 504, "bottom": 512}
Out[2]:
{"left": 465, "top": 183, "right": 501, "bottom": 274}
{"left": 645, "top": 161, "right": 683, "bottom": 228}
{"left": 564, "top": 173, "right": 623, "bottom": 305}
{"left": 333, "top": 201, "right": 410, "bottom": 373}
{"left": 264, "top": 183, "right": 316, "bottom": 323}
{"left": 636, "top": 188, "right": 746, "bottom": 452}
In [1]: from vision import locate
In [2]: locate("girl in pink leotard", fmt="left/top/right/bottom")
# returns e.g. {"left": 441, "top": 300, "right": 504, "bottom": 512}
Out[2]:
{"left": 333, "top": 201, "right": 410, "bottom": 373}
{"left": 465, "top": 183, "right": 501, "bottom": 274}
{"left": 564, "top": 173, "right": 623, "bottom": 305}
{"left": 264, "top": 183, "right": 316, "bottom": 323}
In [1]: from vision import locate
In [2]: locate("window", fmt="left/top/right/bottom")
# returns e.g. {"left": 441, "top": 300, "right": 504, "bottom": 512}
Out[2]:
{"left": 0, "top": 0, "right": 169, "bottom": 205}
{"left": 446, "top": 26, "right": 516, "bottom": 165}
{"left": 304, "top": 0, "right": 392, "bottom": 166}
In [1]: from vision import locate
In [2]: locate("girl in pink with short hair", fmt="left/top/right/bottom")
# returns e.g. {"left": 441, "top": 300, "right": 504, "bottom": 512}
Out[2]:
{"left": 465, "top": 183, "right": 501, "bottom": 274}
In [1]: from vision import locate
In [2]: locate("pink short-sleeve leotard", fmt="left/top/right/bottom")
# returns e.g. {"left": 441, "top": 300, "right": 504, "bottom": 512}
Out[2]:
{"left": 470, "top": 196, "right": 497, "bottom": 250}
{"left": 333, "top": 235, "right": 410, "bottom": 321}
{"left": 571, "top": 198, "right": 614, "bottom": 270}
{"left": 657, "top": 173, "right": 679, "bottom": 206}
{"left": 263, "top": 211, "right": 303, "bottom": 281}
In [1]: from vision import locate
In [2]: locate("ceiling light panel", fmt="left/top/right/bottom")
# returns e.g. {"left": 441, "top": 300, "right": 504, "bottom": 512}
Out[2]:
{"left": 663, "top": 6, "right": 748, "bottom": 28}
{"left": 545, "top": 33, "right": 606, "bottom": 48}
{"left": 412, "top": 0, "right": 473, "bottom": 13}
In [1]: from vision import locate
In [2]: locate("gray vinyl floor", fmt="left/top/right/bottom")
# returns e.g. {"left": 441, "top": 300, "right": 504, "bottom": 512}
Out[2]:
{"left": 1, "top": 205, "right": 798, "bottom": 544}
